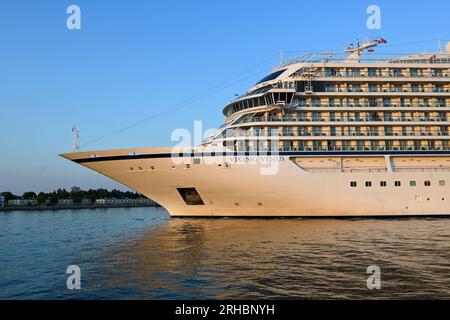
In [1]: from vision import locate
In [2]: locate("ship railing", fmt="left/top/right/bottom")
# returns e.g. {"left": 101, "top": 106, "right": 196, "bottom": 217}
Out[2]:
{"left": 317, "top": 72, "right": 450, "bottom": 78}
{"left": 272, "top": 53, "right": 450, "bottom": 68}
{"left": 299, "top": 166, "right": 450, "bottom": 173}
{"left": 229, "top": 146, "right": 450, "bottom": 152}
{"left": 300, "top": 88, "right": 450, "bottom": 93}
{"left": 303, "top": 167, "right": 387, "bottom": 173}
{"left": 395, "top": 167, "right": 450, "bottom": 172}
{"left": 290, "top": 103, "right": 450, "bottom": 108}
{"left": 239, "top": 116, "right": 450, "bottom": 123}
{"left": 224, "top": 130, "right": 450, "bottom": 138}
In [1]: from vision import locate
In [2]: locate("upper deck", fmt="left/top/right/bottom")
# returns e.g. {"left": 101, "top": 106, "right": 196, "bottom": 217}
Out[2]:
{"left": 223, "top": 50, "right": 450, "bottom": 117}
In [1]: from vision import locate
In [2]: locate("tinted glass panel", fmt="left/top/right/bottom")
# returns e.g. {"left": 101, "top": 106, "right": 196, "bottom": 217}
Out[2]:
{"left": 177, "top": 188, "right": 205, "bottom": 205}
{"left": 255, "top": 69, "right": 286, "bottom": 85}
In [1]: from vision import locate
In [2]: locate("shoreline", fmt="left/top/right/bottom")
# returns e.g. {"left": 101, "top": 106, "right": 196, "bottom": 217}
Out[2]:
{"left": 0, "top": 203, "right": 160, "bottom": 212}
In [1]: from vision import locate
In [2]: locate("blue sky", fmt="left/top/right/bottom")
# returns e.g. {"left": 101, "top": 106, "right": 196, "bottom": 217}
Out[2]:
{"left": 0, "top": 0, "right": 449, "bottom": 194}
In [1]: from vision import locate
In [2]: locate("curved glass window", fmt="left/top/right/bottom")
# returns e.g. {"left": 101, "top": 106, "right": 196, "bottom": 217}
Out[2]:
{"left": 255, "top": 69, "right": 286, "bottom": 85}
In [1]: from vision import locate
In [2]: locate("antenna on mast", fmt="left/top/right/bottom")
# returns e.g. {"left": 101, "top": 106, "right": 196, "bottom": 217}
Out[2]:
{"left": 344, "top": 37, "right": 387, "bottom": 61}
{"left": 280, "top": 49, "right": 284, "bottom": 64}
{"left": 72, "top": 126, "right": 79, "bottom": 153}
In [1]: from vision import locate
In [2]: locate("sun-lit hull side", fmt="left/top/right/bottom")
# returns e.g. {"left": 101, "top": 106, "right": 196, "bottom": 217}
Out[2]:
{"left": 60, "top": 148, "right": 450, "bottom": 217}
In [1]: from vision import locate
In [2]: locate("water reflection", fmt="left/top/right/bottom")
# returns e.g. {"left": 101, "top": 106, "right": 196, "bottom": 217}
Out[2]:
{"left": 96, "top": 217, "right": 450, "bottom": 299}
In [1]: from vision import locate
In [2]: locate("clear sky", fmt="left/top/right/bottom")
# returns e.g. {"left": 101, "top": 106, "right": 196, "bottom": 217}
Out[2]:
{"left": 0, "top": 0, "right": 449, "bottom": 194}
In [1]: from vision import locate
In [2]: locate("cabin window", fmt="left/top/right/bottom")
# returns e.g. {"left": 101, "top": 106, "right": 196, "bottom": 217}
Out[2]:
{"left": 380, "top": 181, "right": 387, "bottom": 187}
{"left": 409, "top": 181, "right": 416, "bottom": 187}
{"left": 439, "top": 180, "right": 446, "bottom": 186}
{"left": 365, "top": 181, "right": 372, "bottom": 187}
{"left": 350, "top": 181, "right": 357, "bottom": 187}
{"left": 395, "top": 181, "right": 401, "bottom": 187}
{"left": 424, "top": 181, "right": 431, "bottom": 186}
{"left": 193, "top": 158, "right": 201, "bottom": 165}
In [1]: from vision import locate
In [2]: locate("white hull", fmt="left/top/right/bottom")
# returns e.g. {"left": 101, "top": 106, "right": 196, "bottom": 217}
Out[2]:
{"left": 61, "top": 148, "right": 450, "bottom": 217}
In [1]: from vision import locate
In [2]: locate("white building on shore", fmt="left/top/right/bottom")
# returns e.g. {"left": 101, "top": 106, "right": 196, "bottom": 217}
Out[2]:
{"left": 8, "top": 199, "right": 37, "bottom": 206}
{"left": 58, "top": 199, "right": 73, "bottom": 205}
{"left": 95, "top": 198, "right": 154, "bottom": 205}
{"left": 81, "top": 198, "right": 92, "bottom": 204}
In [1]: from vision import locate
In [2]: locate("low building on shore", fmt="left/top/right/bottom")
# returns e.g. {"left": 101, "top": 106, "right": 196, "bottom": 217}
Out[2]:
{"left": 58, "top": 199, "right": 74, "bottom": 205}
{"left": 0, "top": 196, "right": 5, "bottom": 207}
{"left": 95, "top": 198, "right": 155, "bottom": 205}
{"left": 8, "top": 199, "right": 37, "bottom": 206}
{"left": 81, "top": 198, "right": 92, "bottom": 205}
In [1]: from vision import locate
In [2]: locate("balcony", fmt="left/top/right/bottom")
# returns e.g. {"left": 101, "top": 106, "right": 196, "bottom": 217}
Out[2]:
{"left": 223, "top": 128, "right": 449, "bottom": 139}
{"left": 239, "top": 115, "right": 449, "bottom": 124}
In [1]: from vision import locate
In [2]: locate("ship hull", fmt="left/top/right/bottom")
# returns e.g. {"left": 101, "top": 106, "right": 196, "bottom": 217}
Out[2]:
{"left": 60, "top": 148, "right": 450, "bottom": 217}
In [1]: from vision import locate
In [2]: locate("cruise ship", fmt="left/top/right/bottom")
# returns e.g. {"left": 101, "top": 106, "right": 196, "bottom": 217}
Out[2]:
{"left": 61, "top": 38, "right": 450, "bottom": 217}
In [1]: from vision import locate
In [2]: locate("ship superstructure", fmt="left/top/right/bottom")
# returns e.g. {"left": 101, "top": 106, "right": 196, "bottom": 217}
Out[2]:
{"left": 212, "top": 38, "right": 450, "bottom": 154}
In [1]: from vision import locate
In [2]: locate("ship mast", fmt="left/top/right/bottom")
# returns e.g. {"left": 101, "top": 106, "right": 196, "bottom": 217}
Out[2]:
{"left": 72, "top": 126, "right": 79, "bottom": 152}
{"left": 344, "top": 38, "right": 387, "bottom": 61}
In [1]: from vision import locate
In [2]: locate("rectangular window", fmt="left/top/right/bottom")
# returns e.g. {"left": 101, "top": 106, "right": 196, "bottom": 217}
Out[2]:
{"left": 380, "top": 181, "right": 387, "bottom": 187}
{"left": 350, "top": 181, "right": 357, "bottom": 187}
{"left": 365, "top": 181, "right": 372, "bottom": 187}
{"left": 439, "top": 180, "right": 446, "bottom": 186}
{"left": 193, "top": 158, "right": 201, "bottom": 165}
{"left": 424, "top": 181, "right": 431, "bottom": 186}
{"left": 177, "top": 188, "right": 205, "bottom": 205}
{"left": 410, "top": 181, "right": 416, "bottom": 187}
{"left": 395, "top": 181, "right": 401, "bottom": 187}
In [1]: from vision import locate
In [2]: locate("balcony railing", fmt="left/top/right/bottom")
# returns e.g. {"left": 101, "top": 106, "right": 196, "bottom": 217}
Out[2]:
{"left": 318, "top": 72, "right": 450, "bottom": 78}
{"left": 230, "top": 145, "right": 450, "bottom": 153}
{"left": 307, "top": 88, "right": 450, "bottom": 93}
{"left": 239, "top": 116, "right": 449, "bottom": 124}
{"left": 223, "top": 129, "right": 450, "bottom": 138}
{"left": 299, "top": 166, "right": 450, "bottom": 173}
{"left": 293, "top": 103, "right": 450, "bottom": 108}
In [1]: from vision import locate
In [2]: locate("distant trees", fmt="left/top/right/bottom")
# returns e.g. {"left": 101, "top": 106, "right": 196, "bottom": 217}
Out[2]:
{"left": 36, "top": 192, "right": 47, "bottom": 205}
{"left": 0, "top": 187, "right": 144, "bottom": 205}
{"left": 0, "top": 192, "right": 16, "bottom": 201}
{"left": 22, "top": 192, "right": 37, "bottom": 199}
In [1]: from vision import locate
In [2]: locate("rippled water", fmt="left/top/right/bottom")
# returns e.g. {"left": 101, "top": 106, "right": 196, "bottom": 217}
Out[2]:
{"left": 1, "top": 207, "right": 450, "bottom": 299}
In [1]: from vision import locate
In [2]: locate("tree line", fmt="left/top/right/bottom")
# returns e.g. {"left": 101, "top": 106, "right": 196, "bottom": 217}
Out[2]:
{"left": 1, "top": 187, "right": 144, "bottom": 205}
